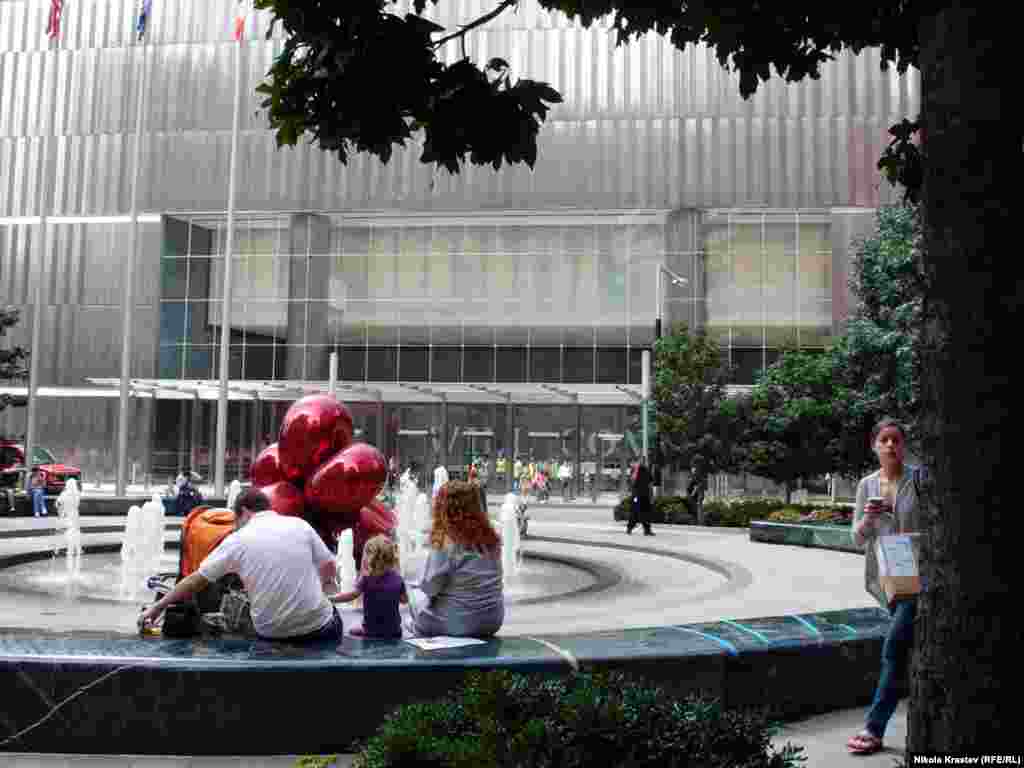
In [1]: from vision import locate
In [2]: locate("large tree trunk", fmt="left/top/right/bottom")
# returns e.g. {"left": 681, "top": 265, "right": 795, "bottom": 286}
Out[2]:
{"left": 909, "top": 5, "right": 1019, "bottom": 753}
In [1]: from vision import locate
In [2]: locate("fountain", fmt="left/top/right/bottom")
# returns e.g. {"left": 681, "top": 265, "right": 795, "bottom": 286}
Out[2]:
{"left": 395, "top": 474, "right": 420, "bottom": 580}
{"left": 335, "top": 528, "right": 357, "bottom": 593}
{"left": 500, "top": 492, "right": 523, "bottom": 586}
{"left": 119, "top": 493, "right": 166, "bottom": 599}
{"left": 226, "top": 479, "right": 242, "bottom": 512}
{"left": 54, "top": 478, "right": 83, "bottom": 581}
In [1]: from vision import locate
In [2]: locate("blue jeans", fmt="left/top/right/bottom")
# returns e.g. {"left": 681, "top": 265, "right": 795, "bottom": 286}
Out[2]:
{"left": 865, "top": 599, "right": 916, "bottom": 738}
{"left": 262, "top": 606, "right": 343, "bottom": 645}
{"left": 31, "top": 487, "right": 46, "bottom": 517}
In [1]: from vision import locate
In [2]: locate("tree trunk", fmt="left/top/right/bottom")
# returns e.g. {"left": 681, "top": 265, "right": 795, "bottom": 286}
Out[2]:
{"left": 909, "top": 5, "right": 1018, "bottom": 753}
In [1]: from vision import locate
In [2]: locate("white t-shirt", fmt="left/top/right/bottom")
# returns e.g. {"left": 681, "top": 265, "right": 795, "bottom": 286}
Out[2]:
{"left": 198, "top": 512, "right": 334, "bottom": 639}
{"left": 558, "top": 465, "right": 572, "bottom": 480}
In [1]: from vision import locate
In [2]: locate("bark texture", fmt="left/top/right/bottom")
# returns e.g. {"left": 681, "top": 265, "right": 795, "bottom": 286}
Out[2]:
{"left": 909, "top": 3, "right": 1021, "bottom": 753}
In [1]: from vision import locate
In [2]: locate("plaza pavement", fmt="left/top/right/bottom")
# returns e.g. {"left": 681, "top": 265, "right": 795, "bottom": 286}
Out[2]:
{"left": 0, "top": 503, "right": 906, "bottom": 767}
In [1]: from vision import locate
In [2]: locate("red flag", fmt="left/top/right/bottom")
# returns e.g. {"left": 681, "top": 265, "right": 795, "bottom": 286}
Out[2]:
{"left": 46, "top": 0, "right": 64, "bottom": 40}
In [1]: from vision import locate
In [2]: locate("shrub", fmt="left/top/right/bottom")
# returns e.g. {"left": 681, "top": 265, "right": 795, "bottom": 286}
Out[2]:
{"left": 352, "top": 670, "right": 805, "bottom": 768}
{"left": 614, "top": 496, "right": 851, "bottom": 528}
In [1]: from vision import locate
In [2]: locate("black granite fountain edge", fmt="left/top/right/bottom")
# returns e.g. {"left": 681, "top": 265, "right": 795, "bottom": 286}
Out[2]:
{"left": 0, "top": 605, "right": 891, "bottom": 756}
{"left": 0, "top": 522, "right": 182, "bottom": 540}
{"left": 749, "top": 520, "right": 862, "bottom": 553}
{"left": 0, "top": 527, "right": 889, "bottom": 755}
{"left": 3, "top": 496, "right": 227, "bottom": 518}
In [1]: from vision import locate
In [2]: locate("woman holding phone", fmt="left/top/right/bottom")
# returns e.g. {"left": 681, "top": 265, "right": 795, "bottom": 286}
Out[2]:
{"left": 847, "top": 417, "right": 924, "bottom": 755}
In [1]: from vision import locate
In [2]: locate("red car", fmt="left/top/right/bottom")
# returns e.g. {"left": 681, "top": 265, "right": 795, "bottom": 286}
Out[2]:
{"left": 0, "top": 441, "right": 83, "bottom": 494}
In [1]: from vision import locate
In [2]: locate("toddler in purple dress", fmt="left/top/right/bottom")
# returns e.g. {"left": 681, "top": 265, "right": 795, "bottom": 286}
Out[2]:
{"left": 331, "top": 534, "right": 407, "bottom": 639}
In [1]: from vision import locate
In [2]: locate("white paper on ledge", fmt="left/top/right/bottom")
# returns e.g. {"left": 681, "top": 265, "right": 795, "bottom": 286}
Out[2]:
{"left": 405, "top": 636, "right": 488, "bottom": 650}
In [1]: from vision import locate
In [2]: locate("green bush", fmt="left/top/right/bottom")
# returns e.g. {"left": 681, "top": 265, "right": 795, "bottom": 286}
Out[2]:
{"left": 352, "top": 670, "right": 805, "bottom": 768}
{"left": 614, "top": 496, "right": 851, "bottom": 528}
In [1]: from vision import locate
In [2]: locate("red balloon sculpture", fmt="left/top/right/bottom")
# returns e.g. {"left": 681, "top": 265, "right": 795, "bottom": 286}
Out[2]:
{"left": 305, "top": 442, "right": 387, "bottom": 522}
{"left": 359, "top": 499, "right": 397, "bottom": 538}
{"left": 278, "top": 395, "right": 354, "bottom": 481}
{"left": 246, "top": 395, "right": 394, "bottom": 553}
{"left": 260, "top": 480, "right": 305, "bottom": 519}
{"left": 250, "top": 443, "right": 285, "bottom": 487}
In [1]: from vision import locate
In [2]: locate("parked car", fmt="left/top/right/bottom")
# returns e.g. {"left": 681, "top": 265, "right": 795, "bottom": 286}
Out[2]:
{"left": 0, "top": 441, "right": 83, "bottom": 494}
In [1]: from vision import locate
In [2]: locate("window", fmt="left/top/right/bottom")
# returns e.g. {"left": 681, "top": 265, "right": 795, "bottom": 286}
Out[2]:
{"left": 398, "top": 347, "right": 429, "bottom": 382}
{"left": 463, "top": 347, "right": 495, "bottom": 383}
{"left": 563, "top": 347, "right": 595, "bottom": 384}
{"left": 530, "top": 347, "right": 561, "bottom": 383}
{"left": 367, "top": 347, "right": 397, "bottom": 381}
{"left": 431, "top": 347, "right": 461, "bottom": 382}
{"left": 31, "top": 447, "right": 56, "bottom": 465}
{"left": 496, "top": 348, "right": 527, "bottom": 382}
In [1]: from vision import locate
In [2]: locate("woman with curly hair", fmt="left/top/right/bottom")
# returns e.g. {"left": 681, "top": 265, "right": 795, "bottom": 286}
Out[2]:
{"left": 408, "top": 480, "right": 504, "bottom": 638}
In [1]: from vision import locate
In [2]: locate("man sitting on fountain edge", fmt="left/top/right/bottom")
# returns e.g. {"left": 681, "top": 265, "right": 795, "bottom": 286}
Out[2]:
{"left": 138, "top": 488, "right": 343, "bottom": 643}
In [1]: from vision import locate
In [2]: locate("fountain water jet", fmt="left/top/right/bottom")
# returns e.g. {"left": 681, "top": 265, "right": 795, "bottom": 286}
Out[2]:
{"left": 54, "top": 478, "right": 83, "bottom": 582}
{"left": 500, "top": 492, "right": 523, "bottom": 586}
{"left": 226, "top": 479, "right": 242, "bottom": 512}
{"left": 335, "top": 528, "right": 357, "bottom": 593}
{"left": 119, "top": 494, "right": 166, "bottom": 599}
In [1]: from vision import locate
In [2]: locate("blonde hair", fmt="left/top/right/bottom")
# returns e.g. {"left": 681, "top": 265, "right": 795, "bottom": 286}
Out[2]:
{"left": 362, "top": 534, "right": 400, "bottom": 578}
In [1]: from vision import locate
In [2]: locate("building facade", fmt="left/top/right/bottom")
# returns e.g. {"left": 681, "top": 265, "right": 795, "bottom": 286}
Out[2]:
{"left": 0, "top": 0, "right": 919, "bottom": 491}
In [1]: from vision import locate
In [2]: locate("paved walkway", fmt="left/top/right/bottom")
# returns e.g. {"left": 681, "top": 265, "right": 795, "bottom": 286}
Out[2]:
{"left": 0, "top": 505, "right": 904, "bottom": 767}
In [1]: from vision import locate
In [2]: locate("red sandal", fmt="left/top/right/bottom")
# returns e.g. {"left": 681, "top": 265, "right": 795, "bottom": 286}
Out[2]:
{"left": 847, "top": 731, "right": 883, "bottom": 755}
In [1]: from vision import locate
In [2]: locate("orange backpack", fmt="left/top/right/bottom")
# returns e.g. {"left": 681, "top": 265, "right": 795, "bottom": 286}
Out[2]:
{"left": 178, "top": 505, "right": 236, "bottom": 580}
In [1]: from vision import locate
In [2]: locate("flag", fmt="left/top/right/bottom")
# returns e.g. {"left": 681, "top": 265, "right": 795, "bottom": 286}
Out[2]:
{"left": 45, "top": 0, "right": 64, "bottom": 40}
{"left": 233, "top": 0, "right": 249, "bottom": 42}
{"left": 136, "top": 0, "right": 152, "bottom": 41}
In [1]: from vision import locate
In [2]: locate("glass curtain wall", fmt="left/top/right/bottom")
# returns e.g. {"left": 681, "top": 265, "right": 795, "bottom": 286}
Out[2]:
{"left": 700, "top": 211, "right": 833, "bottom": 382}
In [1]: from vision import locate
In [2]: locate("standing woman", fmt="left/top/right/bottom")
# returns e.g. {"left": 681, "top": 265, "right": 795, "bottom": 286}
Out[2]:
{"left": 627, "top": 460, "right": 654, "bottom": 535}
{"left": 847, "top": 418, "right": 923, "bottom": 755}
{"left": 408, "top": 480, "right": 504, "bottom": 638}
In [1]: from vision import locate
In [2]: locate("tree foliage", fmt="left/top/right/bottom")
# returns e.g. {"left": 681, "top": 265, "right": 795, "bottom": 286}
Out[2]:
{"left": 739, "top": 204, "right": 924, "bottom": 483}
{"left": 252, "top": 0, "right": 562, "bottom": 175}
{"left": 0, "top": 308, "right": 28, "bottom": 413}
{"left": 253, "top": 1, "right": 923, "bottom": 199}
{"left": 737, "top": 349, "right": 843, "bottom": 500}
{"left": 650, "top": 323, "right": 739, "bottom": 519}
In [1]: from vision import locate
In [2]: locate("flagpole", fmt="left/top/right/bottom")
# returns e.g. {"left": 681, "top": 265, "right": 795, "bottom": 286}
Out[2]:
{"left": 216, "top": 7, "right": 245, "bottom": 497}
{"left": 24, "top": 6, "right": 63, "bottom": 494}
{"left": 116, "top": 9, "right": 153, "bottom": 497}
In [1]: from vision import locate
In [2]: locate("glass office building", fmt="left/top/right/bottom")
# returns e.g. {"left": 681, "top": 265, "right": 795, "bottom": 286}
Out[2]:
{"left": 0, "top": 0, "right": 918, "bottom": 489}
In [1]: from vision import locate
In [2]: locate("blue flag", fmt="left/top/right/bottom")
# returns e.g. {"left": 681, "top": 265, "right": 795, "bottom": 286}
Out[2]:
{"left": 136, "top": 0, "right": 152, "bottom": 41}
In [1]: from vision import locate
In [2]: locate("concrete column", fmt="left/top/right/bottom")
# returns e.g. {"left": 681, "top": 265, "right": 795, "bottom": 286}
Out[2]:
{"left": 440, "top": 400, "right": 449, "bottom": 471}
{"left": 505, "top": 398, "right": 514, "bottom": 493}
{"left": 576, "top": 403, "right": 583, "bottom": 498}
{"left": 286, "top": 214, "right": 332, "bottom": 381}
{"left": 375, "top": 396, "right": 385, "bottom": 451}
{"left": 178, "top": 399, "right": 189, "bottom": 476}
{"left": 190, "top": 394, "right": 201, "bottom": 474}
{"left": 250, "top": 395, "right": 262, "bottom": 469}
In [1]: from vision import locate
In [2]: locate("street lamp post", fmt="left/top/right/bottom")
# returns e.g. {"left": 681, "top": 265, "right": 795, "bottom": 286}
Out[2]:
{"left": 648, "top": 264, "right": 689, "bottom": 495}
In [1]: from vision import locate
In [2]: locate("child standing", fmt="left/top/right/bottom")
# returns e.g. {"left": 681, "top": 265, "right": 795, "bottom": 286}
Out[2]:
{"left": 331, "top": 534, "right": 407, "bottom": 639}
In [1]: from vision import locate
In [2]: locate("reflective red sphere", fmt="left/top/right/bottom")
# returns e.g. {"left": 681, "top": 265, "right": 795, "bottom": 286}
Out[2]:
{"left": 250, "top": 443, "right": 285, "bottom": 488}
{"left": 304, "top": 442, "right": 387, "bottom": 523}
{"left": 260, "top": 480, "right": 305, "bottom": 519}
{"left": 278, "top": 395, "right": 354, "bottom": 481}
{"left": 359, "top": 499, "right": 396, "bottom": 538}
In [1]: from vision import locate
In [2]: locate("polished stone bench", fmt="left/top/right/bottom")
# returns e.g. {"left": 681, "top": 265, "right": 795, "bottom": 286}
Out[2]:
{"left": 0, "top": 606, "right": 892, "bottom": 756}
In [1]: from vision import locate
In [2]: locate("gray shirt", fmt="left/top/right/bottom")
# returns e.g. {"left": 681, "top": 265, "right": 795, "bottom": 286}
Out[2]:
{"left": 852, "top": 465, "right": 924, "bottom": 608}
{"left": 412, "top": 543, "right": 504, "bottom": 637}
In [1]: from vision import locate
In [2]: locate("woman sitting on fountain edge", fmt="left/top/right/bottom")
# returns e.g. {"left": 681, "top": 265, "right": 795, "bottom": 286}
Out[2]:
{"left": 407, "top": 480, "right": 504, "bottom": 638}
